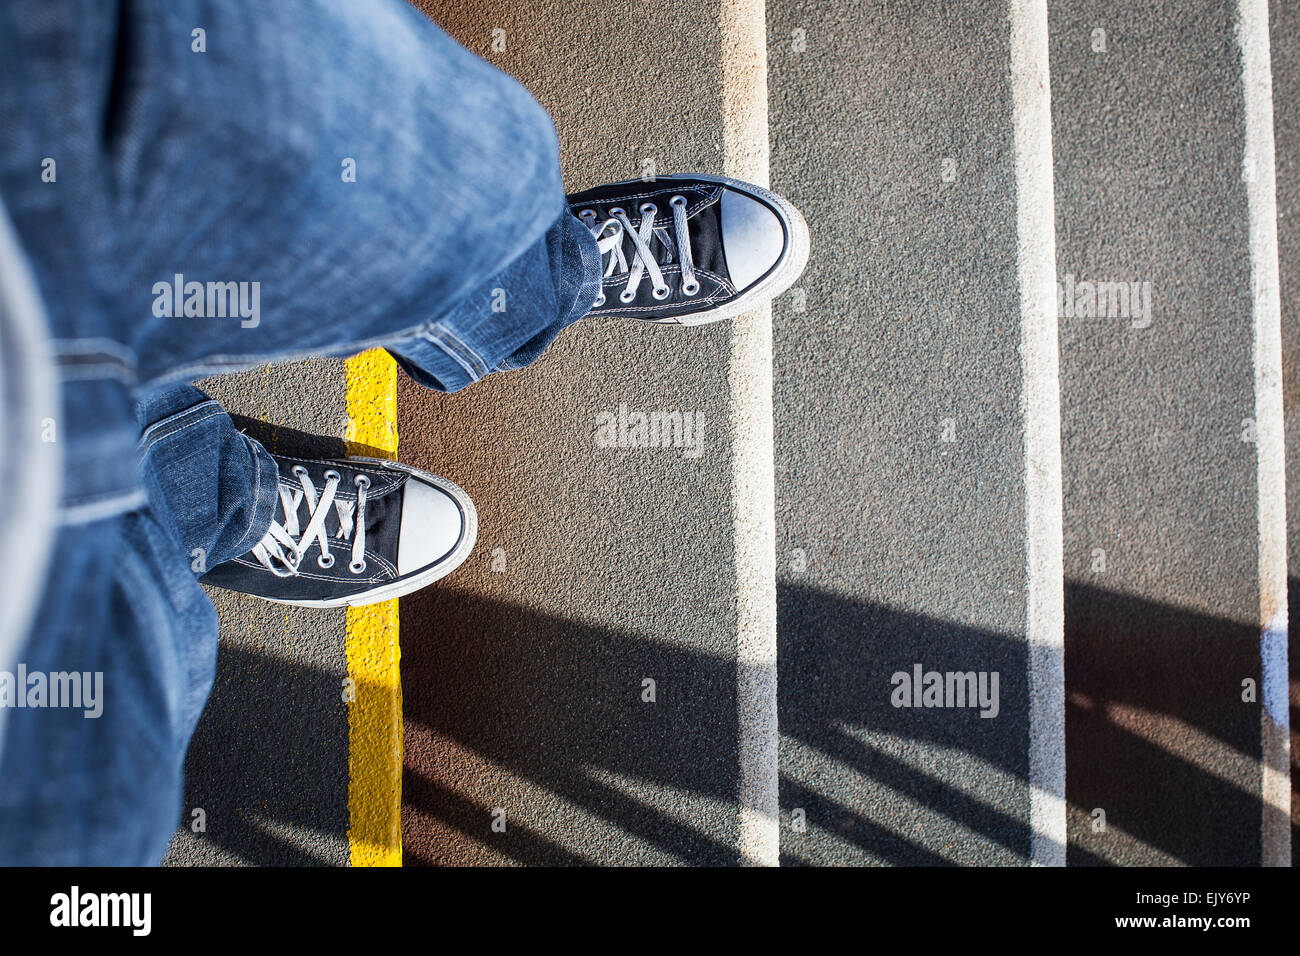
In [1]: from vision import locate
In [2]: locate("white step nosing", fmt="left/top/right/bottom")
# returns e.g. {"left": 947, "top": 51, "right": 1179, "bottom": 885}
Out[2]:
{"left": 1011, "top": 0, "right": 1067, "bottom": 868}
{"left": 723, "top": 0, "right": 780, "bottom": 867}
{"left": 1237, "top": 0, "right": 1292, "bottom": 869}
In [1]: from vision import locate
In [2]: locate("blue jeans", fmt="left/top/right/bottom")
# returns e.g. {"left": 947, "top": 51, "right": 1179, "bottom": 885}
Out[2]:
{"left": 0, "top": 0, "right": 600, "bottom": 864}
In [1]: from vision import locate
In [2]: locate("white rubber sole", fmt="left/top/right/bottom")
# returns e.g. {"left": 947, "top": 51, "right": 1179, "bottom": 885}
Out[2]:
{"left": 259, "top": 456, "right": 478, "bottom": 609}
{"left": 644, "top": 173, "right": 811, "bottom": 327}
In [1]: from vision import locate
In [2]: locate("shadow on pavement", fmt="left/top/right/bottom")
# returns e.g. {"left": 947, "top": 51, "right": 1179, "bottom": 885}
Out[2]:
{"left": 1065, "top": 581, "right": 1265, "bottom": 867}
{"left": 166, "top": 472, "right": 1282, "bottom": 866}
{"left": 397, "top": 580, "right": 1276, "bottom": 866}
{"left": 400, "top": 586, "right": 741, "bottom": 866}
{"left": 164, "top": 641, "right": 351, "bottom": 866}
{"left": 776, "top": 582, "right": 1032, "bottom": 866}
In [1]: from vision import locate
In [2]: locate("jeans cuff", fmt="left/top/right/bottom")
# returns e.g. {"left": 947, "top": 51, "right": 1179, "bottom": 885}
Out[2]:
{"left": 388, "top": 210, "right": 603, "bottom": 391}
{"left": 137, "top": 398, "right": 281, "bottom": 563}
{"left": 569, "top": 213, "right": 604, "bottom": 323}
{"left": 490, "top": 213, "right": 602, "bottom": 374}
{"left": 229, "top": 432, "right": 281, "bottom": 559}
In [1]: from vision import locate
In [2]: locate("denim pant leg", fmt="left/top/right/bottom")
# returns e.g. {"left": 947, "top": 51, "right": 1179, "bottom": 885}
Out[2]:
{"left": 0, "top": 386, "right": 281, "bottom": 865}
{"left": 0, "top": 516, "right": 220, "bottom": 866}
{"left": 1, "top": 0, "right": 591, "bottom": 513}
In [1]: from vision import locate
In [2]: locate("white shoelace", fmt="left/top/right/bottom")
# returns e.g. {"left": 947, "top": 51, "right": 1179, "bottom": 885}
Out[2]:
{"left": 579, "top": 195, "right": 700, "bottom": 306}
{"left": 252, "top": 465, "right": 371, "bottom": 577}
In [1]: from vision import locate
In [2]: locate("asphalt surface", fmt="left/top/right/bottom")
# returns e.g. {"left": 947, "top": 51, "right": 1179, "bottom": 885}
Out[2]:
{"left": 160, "top": 0, "right": 1296, "bottom": 867}
{"left": 768, "top": 1, "right": 1036, "bottom": 864}
{"left": 1051, "top": 0, "right": 1264, "bottom": 865}
{"left": 398, "top": 0, "right": 745, "bottom": 865}
{"left": 163, "top": 361, "right": 351, "bottom": 866}
{"left": 1273, "top": 0, "right": 1300, "bottom": 863}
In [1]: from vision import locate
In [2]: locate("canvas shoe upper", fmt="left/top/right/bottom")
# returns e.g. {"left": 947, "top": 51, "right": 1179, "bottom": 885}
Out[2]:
{"left": 201, "top": 454, "right": 476, "bottom": 608}
{"left": 568, "top": 172, "right": 810, "bottom": 326}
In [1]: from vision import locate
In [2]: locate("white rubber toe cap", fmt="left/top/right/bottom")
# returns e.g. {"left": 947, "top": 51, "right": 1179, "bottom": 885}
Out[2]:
{"left": 396, "top": 479, "right": 465, "bottom": 574}
{"left": 720, "top": 188, "right": 786, "bottom": 291}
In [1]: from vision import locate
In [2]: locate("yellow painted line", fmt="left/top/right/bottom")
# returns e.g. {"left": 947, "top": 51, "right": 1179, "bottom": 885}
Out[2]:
{"left": 343, "top": 348, "right": 402, "bottom": 867}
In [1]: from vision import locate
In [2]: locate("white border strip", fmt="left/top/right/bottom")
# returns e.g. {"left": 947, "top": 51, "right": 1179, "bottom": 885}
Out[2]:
{"left": 722, "top": 0, "right": 780, "bottom": 866}
{"left": 1238, "top": 0, "right": 1291, "bottom": 869}
{"left": 1010, "top": 0, "right": 1067, "bottom": 867}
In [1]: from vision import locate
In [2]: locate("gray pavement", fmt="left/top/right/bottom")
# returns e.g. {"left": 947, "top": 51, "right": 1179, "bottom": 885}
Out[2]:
{"left": 768, "top": 0, "right": 1037, "bottom": 864}
{"left": 1051, "top": 0, "right": 1265, "bottom": 865}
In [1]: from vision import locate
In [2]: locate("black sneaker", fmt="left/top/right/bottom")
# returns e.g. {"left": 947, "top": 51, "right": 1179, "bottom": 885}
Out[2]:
{"left": 201, "top": 455, "right": 476, "bottom": 608}
{"left": 568, "top": 173, "right": 810, "bottom": 326}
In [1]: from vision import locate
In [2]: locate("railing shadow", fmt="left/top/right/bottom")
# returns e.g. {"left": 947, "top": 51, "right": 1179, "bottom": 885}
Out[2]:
{"left": 165, "top": 419, "right": 1282, "bottom": 866}
{"left": 1064, "top": 581, "right": 1265, "bottom": 866}
{"left": 397, "top": 579, "right": 1277, "bottom": 866}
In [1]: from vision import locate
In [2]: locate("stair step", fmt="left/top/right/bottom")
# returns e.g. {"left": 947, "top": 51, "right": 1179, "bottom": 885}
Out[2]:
{"left": 769, "top": 0, "right": 1064, "bottom": 865}
{"left": 1051, "top": 0, "right": 1289, "bottom": 866}
{"left": 396, "top": 0, "right": 774, "bottom": 865}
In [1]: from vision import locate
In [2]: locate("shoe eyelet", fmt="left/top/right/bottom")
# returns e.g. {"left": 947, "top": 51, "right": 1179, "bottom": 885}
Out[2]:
{"left": 609, "top": 206, "right": 625, "bottom": 217}
{"left": 291, "top": 465, "right": 309, "bottom": 479}
{"left": 639, "top": 202, "right": 658, "bottom": 217}
{"left": 593, "top": 293, "right": 606, "bottom": 307}
{"left": 652, "top": 285, "right": 671, "bottom": 300}
{"left": 354, "top": 474, "right": 371, "bottom": 490}
{"left": 317, "top": 553, "right": 335, "bottom": 569}
{"left": 579, "top": 208, "right": 596, "bottom": 222}
{"left": 670, "top": 194, "right": 688, "bottom": 209}
{"left": 682, "top": 279, "right": 701, "bottom": 296}
{"left": 349, "top": 560, "right": 367, "bottom": 575}
{"left": 619, "top": 289, "right": 636, "bottom": 303}
{"left": 323, "top": 469, "right": 341, "bottom": 482}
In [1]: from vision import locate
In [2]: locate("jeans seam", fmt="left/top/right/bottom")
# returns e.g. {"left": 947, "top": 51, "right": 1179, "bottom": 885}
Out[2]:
{"left": 137, "top": 403, "right": 228, "bottom": 455}
{"left": 140, "top": 321, "right": 435, "bottom": 391}
{"left": 56, "top": 488, "right": 149, "bottom": 526}
{"left": 49, "top": 337, "right": 139, "bottom": 363}
{"left": 430, "top": 322, "right": 489, "bottom": 377}
{"left": 421, "top": 327, "right": 482, "bottom": 382}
